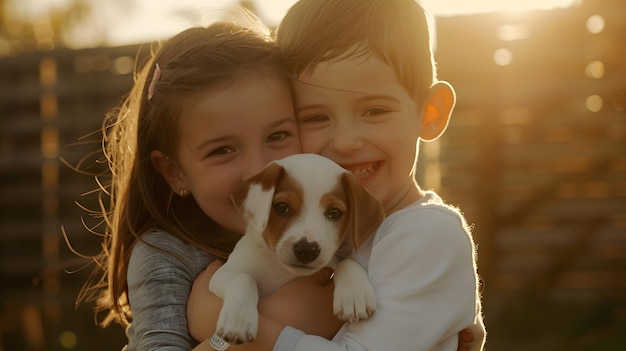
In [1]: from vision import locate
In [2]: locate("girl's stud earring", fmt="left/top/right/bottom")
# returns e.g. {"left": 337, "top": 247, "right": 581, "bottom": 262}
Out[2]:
{"left": 180, "top": 189, "right": 187, "bottom": 197}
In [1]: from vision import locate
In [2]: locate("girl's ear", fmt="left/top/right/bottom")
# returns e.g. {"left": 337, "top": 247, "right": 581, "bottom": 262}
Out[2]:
{"left": 419, "top": 81, "right": 456, "bottom": 141}
{"left": 150, "top": 150, "right": 186, "bottom": 193}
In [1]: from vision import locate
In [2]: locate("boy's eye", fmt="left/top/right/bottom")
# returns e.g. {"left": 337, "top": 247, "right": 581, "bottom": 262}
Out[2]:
{"left": 267, "top": 131, "right": 290, "bottom": 143}
{"left": 363, "top": 108, "right": 389, "bottom": 116}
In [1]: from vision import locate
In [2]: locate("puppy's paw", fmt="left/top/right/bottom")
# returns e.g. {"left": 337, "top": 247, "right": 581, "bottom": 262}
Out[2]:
{"left": 215, "top": 302, "right": 258, "bottom": 344}
{"left": 332, "top": 259, "right": 376, "bottom": 322}
{"left": 333, "top": 279, "right": 376, "bottom": 322}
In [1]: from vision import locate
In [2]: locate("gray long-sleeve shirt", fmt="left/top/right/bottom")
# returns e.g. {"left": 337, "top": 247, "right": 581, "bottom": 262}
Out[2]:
{"left": 124, "top": 230, "right": 214, "bottom": 351}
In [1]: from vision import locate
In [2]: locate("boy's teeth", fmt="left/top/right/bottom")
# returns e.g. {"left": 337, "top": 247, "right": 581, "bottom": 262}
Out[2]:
{"left": 347, "top": 163, "right": 377, "bottom": 178}
{"left": 352, "top": 168, "right": 373, "bottom": 178}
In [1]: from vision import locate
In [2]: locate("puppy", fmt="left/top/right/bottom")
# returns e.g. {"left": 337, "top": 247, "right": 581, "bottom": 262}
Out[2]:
{"left": 209, "top": 153, "right": 385, "bottom": 344}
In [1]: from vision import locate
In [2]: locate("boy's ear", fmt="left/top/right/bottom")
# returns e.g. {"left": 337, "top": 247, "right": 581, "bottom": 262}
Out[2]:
{"left": 150, "top": 150, "right": 186, "bottom": 193}
{"left": 420, "top": 81, "right": 456, "bottom": 141}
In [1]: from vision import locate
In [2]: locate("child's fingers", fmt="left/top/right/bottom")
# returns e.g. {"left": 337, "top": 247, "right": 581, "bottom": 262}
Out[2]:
{"left": 457, "top": 327, "right": 474, "bottom": 351}
{"left": 459, "top": 327, "right": 474, "bottom": 342}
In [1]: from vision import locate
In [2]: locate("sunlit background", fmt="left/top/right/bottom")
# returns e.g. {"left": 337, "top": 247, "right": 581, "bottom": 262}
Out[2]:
{"left": 1, "top": 0, "right": 625, "bottom": 350}
{"left": 2, "top": 0, "right": 583, "bottom": 52}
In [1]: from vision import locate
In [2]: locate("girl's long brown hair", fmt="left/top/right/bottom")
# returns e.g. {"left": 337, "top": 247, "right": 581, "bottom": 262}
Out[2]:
{"left": 75, "top": 20, "right": 291, "bottom": 327}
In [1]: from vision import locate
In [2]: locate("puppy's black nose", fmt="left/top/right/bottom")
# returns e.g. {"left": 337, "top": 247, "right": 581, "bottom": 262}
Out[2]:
{"left": 293, "top": 237, "right": 320, "bottom": 264}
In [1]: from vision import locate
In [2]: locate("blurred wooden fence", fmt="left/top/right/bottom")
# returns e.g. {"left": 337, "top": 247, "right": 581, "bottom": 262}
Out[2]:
{"left": 433, "top": 0, "right": 626, "bottom": 349}
{"left": 1, "top": 0, "right": 625, "bottom": 350}
{"left": 0, "top": 44, "right": 143, "bottom": 350}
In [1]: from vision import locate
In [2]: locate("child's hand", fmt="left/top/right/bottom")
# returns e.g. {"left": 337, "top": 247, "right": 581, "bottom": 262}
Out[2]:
{"left": 457, "top": 327, "right": 474, "bottom": 351}
{"left": 457, "top": 322, "right": 486, "bottom": 351}
{"left": 188, "top": 261, "right": 224, "bottom": 342}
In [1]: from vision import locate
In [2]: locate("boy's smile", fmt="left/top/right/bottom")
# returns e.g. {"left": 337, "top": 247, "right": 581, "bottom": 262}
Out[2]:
{"left": 294, "top": 53, "right": 424, "bottom": 213}
{"left": 341, "top": 161, "right": 381, "bottom": 183}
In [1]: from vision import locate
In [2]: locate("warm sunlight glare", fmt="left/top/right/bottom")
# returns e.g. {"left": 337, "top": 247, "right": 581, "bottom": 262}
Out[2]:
{"left": 420, "top": 0, "right": 582, "bottom": 16}
{"left": 8, "top": 0, "right": 583, "bottom": 48}
{"left": 258, "top": 0, "right": 583, "bottom": 25}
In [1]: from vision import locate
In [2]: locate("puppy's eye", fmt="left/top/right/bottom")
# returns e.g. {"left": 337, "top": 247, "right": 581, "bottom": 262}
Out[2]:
{"left": 325, "top": 208, "right": 343, "bottom": 221}
{"left": 273, "top": 202, "right": 290, "bottom": 216}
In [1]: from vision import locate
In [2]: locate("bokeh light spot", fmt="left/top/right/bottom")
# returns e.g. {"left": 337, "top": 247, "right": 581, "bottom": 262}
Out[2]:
{"left": 60, "top": 330, "right": 77, "bottom": 349}
{"left": 497, "top": 24, "right": 530, "bottom": 41}
{"left": 493, "top": 48, "right": 513, "bottom": 66}
{"left": 112, "top": 56, "right": 134, "bottom": 75}
{"left": 585, "top": 95, "right": 603, "bottom": 112}
{"left": 585, "top": 61, "right": 605, "bottom": 79}
{"left": 586, "top": 15, "right": 605, "bottom": 34}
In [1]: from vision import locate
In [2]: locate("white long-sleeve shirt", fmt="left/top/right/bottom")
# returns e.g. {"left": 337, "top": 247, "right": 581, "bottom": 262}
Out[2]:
{"left": 274, "top": 191, "right": 482, "bottom": 351}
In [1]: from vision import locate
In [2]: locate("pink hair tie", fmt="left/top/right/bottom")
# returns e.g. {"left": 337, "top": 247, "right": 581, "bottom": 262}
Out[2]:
{"left": 147, "top": 63, "right": 161, "bottom": 101}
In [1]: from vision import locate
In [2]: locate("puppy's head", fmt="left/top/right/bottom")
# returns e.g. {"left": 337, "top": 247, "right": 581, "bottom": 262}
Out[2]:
{"left": 232, "top": 154, "right": 384, "bottom": 276}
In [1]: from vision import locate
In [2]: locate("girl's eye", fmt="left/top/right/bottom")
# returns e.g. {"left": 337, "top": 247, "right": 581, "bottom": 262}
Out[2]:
{"left": 363, "top": 108, "right": 389, "bottom": 116}
{"left": 207, "top": 146, "right": 235, "bottom": 158}
{"left": 302, "top": 114, "right": 329, "bottom": 123}
{"left": 267, "top": 131, "right": 289, "bottom": 143}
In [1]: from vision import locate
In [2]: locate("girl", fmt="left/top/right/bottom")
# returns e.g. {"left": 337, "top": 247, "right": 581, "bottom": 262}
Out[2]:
{"left": 76, "top": 16, "right": 341, "bottom": 351}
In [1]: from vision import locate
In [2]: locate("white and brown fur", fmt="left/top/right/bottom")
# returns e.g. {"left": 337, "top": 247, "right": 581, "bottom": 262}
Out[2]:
{"left": 209, "top": 153, "right": 385, "bottom": 344}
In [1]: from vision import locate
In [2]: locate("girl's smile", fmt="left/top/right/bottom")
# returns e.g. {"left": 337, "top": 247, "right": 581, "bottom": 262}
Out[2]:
{"left": 172, "top": 74, "right": 300, "bottom": 234}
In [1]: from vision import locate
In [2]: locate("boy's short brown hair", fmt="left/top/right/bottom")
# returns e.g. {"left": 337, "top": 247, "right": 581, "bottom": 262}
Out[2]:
{"left": 277, "top": 0, "right": 437, "bottom": 104}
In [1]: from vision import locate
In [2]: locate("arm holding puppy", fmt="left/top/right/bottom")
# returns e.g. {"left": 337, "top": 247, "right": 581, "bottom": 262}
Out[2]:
{"left": 188, "top": 261, "right": 341, "bottom": 350}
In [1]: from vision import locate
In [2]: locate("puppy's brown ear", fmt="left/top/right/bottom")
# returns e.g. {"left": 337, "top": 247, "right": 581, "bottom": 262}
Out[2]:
{"left": 341, "top": 173, "right": 385, "bottom": 249}
{"left": 231, "top": 162, "right": 285, "bottom": 233}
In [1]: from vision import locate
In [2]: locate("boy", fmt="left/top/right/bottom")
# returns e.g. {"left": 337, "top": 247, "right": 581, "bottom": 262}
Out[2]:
{"left": 273, "top": 0, "right": 486, "bottom": 349}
